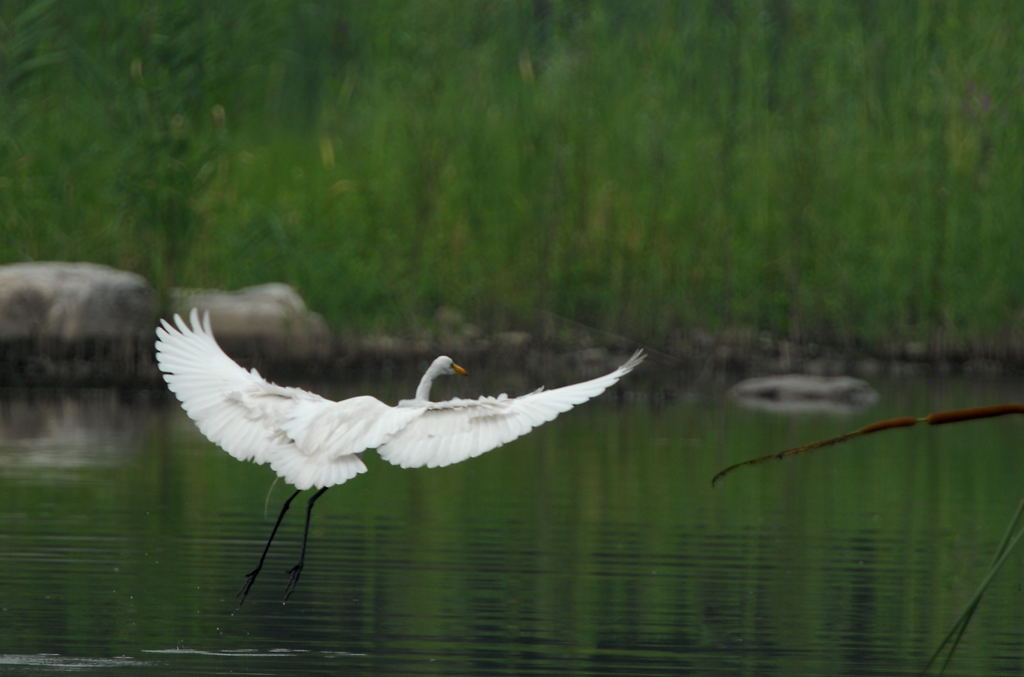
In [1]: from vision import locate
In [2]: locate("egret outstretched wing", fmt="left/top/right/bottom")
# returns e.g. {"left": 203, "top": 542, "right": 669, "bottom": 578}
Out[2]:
{"left": 377, "top": 349, "right": 645, "bottom": 468}
{"left": 156, "top": 309, "right": 322, "bottom": 463}
{"left": 157, "top": 311, "right": 426, "bottom": 490}
{"left": 156, "top": 309, "right": 370, "bottom": 489}
{"left": 158, "top": 312, "right": 643, "bottom": 487}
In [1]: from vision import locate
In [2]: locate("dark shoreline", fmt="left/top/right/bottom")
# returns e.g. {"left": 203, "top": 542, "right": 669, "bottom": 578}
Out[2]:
{"left": 3, "top": 330, "right": 1023, "bottom": 390}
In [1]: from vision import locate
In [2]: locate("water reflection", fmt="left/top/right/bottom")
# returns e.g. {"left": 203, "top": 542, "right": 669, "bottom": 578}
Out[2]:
{"left": 0, "top": 378, "right": 1021, "bottom": 675}
{"left": 727, "top": 396, "right": 872, "bottom": 416}
{"left": 0, "top": 390, "right": 158, "bottom": 478}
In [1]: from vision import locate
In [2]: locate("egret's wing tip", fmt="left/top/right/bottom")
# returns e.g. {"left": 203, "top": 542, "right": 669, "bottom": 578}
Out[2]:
{"left": 619, "top": 348, "right": 647, "bottom": 373}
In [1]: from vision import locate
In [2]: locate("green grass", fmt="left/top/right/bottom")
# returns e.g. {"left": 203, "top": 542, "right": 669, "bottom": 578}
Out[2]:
{"left": 2, "top": 0, "right": 1023, "bottom": 347}
{"left": 924, "top": 498, "right": 1024, "bottom": 675}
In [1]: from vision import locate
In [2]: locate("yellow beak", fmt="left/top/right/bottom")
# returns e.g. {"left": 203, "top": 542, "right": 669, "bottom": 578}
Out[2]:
{"left": 452, "top": 363, "right": 468, "bottom": 375}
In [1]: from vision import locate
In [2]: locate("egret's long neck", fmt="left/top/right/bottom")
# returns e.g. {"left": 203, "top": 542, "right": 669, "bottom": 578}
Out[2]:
{"left": 415, "top": 368, "right": 438, "bottom": 401}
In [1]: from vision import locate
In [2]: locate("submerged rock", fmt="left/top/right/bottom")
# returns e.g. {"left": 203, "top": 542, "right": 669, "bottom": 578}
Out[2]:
{"left": 172, "top": 282, "right": 332, "bottom": 360}
{"left": 729, "top": 374, "right": 878, "bottom": 414}
{"left": 0, "top": 261, "right": 155, "bottom": 341}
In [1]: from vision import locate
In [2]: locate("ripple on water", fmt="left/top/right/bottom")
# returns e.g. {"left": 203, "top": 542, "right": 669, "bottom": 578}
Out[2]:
{"left": 0, "top": 654, "right": 148, "bottom": 671}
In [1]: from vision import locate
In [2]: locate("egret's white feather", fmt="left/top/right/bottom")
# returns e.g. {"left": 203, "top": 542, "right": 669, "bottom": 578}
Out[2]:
{"left": 376, "top": 349, "right": 645, "bottom": 469}
{"left": 155, "top": 311, "right": 644, "bottom": 489}
{"left": 156, "top": 308, "right": 324, "bottom": 467}
{"left": 156, "top": 309, "right": 369, "bottom": 489}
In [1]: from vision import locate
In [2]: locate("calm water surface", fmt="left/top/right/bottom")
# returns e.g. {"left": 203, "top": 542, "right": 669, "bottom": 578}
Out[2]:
{"left": 0, "top": 373, "right": 1022, "bottom": 676}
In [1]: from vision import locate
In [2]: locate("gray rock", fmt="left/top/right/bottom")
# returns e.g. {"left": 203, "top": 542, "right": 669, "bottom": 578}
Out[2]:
{"left": 729, "top": 373, "right": 878, "bottom": 414}
{"left": 0, "top": 261, "right": 156, "bottom": 341}
{"left": 172, "top": 283, "right": 332, "bottom": 359}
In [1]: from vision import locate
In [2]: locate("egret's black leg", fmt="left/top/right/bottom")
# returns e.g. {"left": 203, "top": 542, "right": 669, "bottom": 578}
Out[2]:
{"left": 237, "top": 488, "right": 301, "bottom": 606}
{"left": 283, "top": 486, "right": 329, "bottom": 602}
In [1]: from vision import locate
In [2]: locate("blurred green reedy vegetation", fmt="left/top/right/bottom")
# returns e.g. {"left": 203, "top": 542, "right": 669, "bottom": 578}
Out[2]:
{"left": 1, "top": 0, "right": 1022, "bottom": 346}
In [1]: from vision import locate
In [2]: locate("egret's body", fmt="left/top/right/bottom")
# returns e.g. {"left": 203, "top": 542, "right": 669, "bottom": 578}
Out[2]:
{"left": 155, "top": 309, "right": 644, "bottom": 603}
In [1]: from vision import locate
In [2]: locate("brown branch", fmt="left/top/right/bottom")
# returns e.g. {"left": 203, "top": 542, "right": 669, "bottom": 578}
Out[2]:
{"left": 711, "top": 404, "right": 1024, "bottom": 487}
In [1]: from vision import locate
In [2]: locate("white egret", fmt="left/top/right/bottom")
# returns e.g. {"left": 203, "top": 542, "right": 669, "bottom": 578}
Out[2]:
{"left": 155, "top": 309, "right": 644, "bottom": 603}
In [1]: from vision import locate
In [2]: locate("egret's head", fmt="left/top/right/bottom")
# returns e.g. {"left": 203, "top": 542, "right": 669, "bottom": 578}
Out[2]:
{"left": 434, "top": 355, "right": 468, "bottom": 376}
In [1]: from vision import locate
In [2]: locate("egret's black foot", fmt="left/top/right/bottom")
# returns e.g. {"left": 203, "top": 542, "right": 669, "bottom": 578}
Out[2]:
{"left": 236, "top": 567, "right": 262, "bottom": 606}
{"left": 281, "top": 486, "right": 328, "bottom": 603}
{"left": 233, "top": 488, "right": 302, "bottom": 608}
{"left": 283, "top": 563, "right": 304, "bottom": 602}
